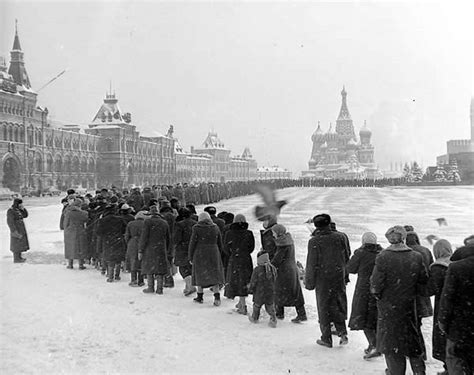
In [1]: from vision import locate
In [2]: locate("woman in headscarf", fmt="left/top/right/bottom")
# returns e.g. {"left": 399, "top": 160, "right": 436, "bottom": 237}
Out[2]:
{"left": 271, "top": 224, "right": 307, "bottom": 323}
{"left": 63, "top": 198, "right": 88, "bottom": 269}
{"left": 223, "top": 214, "right": 255, "bottom": 314}
{"left": 347, "top": 232, "right": 383, "bottom": 359}
{"left": 188, "top": 211, "right": 225, "bottom": 306}
{"left": 425, "top": 239, "right": 453, "bottom": 375}
{"left": 7, "top": 198, "right": 29, "bottom": 263}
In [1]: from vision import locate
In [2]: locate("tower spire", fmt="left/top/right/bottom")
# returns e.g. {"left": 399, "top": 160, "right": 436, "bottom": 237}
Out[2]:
{"left": 8, "top": 20, "right": 31, "bottom": 89}
{"left": 337, "top": 85, "right": 350, "bottom": 120}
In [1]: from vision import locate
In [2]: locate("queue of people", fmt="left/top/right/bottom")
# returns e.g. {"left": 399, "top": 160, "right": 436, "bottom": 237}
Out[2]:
{"left": 6, "top": 188, "right": 474, "bottom": 375}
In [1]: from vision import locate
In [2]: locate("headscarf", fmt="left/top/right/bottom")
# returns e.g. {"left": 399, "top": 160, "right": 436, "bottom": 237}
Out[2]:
{"left": 271, "top": 224, "right": 287, "bottom": 237}
{"left": 385, "top": 225, "right": 407, "bottom": 244}
{"left": 198, "top": 211, "right": 213, "bottom": 224}
{"left": 135, "top": 211, "right": 150, "bottom": 220}
{"left": 432, "top": 239, "right": 452, "bottom": 268}
{"left": 233, "top": 214, "right": 246, "bottom": 223}
{"left": 362, "top": 232, "right": 377, "bottom": 245}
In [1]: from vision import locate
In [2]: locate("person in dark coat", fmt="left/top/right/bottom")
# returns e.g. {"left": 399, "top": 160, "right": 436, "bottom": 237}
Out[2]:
{"left": 370, "top": 225, "right": 428, "bottom": 375}
{"left": 127, "top": 188, "right": 144, "bottom": 213}
{"left": 248, "top": 251, "right": 278, "bottom": 327}
{"left": 220, "top": 211, "right": 234, "bottom": 277}
{"left": 305, "top": 214, "right": 349, "bottom": 347}
{"left": 124, "top": 211, "right": 148, "bottom": 287}
{"left": 173, "top": 207, "right": 197, "bottom": 296}
{"left": 204, "top": 206, "right": 225, "bottom": 233}
{"left": 7, "top": 198, "right": 29, "bottom": 263}
{"left": 438, "top": 236, "right": 474, "bottom": 375}
{"left": 63, "top": 198, "right": 88, "bottom": 269}
{"left": 160, "top": 203, "right": 177, "bottom": 288}
{"left": 138, "top": 205, "right": 172, "bottom": 295}
{"left": 424, "top": 239, "right": 452, "bottom": 375}
{"left": 223, "top": 214, "right": 255, "bottom": 315}
{"left": 260, "top": 215, "right": 278, "bottom": 261}
{"left": 271, "top": 224, "right": 307, "bottom": 323}
{"left": 96, "top": 205, "right": 127, "bottom": 282}
{"left": 188, "top": 212, "right": 225, "bottom": 306}
{"left": 347, "top": 232, "right": 383, "bottom": 359}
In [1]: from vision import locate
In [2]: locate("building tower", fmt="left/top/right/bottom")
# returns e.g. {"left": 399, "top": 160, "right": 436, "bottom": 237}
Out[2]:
{"left": 335, "top": 86, "right": 355, "bottom": 139}
{"left": 8, "top": 20, "right": 31, "bottom": 89}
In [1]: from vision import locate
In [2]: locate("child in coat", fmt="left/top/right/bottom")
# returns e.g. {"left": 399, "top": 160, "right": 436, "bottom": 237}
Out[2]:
{"left": 248, "top": 251, "right": 278, "bottom": 327}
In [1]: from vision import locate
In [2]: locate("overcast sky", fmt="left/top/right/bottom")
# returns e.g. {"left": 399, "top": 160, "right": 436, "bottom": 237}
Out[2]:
{"left": 2, "top": 0, "right": 473, "bottom": 174}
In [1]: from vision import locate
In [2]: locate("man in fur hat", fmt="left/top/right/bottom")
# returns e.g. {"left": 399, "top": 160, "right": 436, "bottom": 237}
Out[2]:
{"left": 7, "top": 198, "right": 29, "bottom": 263}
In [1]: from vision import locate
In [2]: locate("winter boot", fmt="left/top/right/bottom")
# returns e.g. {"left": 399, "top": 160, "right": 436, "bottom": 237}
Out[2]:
{"left": 137, "top": 271, "right": 145, "bottom": 286}
{"left": 66, "top": 259, "right": 74, "bottom": 269}
{"left": 291, "top": 305, "right": 308, "bottom": 323}
{"left": 213, "top": 293, "right": 221, "bottom": 306}
{"left": 106, "top": 264, "right": 115, "bottom": 282}
{"left": 129, "top": 271, "right": 138, "bottom": 287}
{"left": 183, "top": 276, "right": 196, "bottom": 296}
{"left": 164, "top": 273, "right": 174, "bottom": 288}
{"left": 316, "top": 339, "right": 333, "bottom": 348}
{"left": 193, "top": 292, "right": 204, "bottom": 304}
{"left": 143, "top": 275, "right": 155, "bottom": 293}
{"left": 248, "top": 305, "right": 260, "bottom": 323}
{"left": 114, "top": 264, "right": 121, "bottom": 281}
{"left": 13, "top": 252, "right": 25, "bottom": 263}
{"left": 155, "top": 275, "right": 164, "bottom": 295}
{"left": 363, "top": 347, "right": 382, "bottom": 360}
{"left": 339, "top": 333, "right": 349, "bottom": 345}
{"left": 78, "top": 259, "right": 86, "bottom": 270}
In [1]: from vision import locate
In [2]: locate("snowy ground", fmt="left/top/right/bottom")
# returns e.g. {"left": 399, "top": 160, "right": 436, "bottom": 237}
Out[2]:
{"left": 1, "top": 186, "right": 473, "bottom": 374}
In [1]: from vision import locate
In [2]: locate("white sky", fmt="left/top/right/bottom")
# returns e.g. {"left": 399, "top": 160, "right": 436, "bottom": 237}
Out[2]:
{"left": 1, "top": 0, "right": 473, "bottom": 174}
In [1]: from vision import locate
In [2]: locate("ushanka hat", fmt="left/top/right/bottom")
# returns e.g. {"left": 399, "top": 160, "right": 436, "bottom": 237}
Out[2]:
{"left": 313, "top": 213, "right": 331, "bottom": 228}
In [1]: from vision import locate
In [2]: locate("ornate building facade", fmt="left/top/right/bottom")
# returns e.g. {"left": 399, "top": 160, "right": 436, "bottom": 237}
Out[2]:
{"left": 301, "top": 87, "right": 380, "bottom": 179}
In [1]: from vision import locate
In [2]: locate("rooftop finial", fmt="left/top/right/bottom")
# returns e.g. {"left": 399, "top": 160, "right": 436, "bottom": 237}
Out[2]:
{"left": 15, "top": 19, "right": 18, "bottom": 34}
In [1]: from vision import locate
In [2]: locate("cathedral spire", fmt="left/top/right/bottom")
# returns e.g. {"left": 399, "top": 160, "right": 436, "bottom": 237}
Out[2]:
{"left": 8, "top": 20, "right": 31, "bottom": 89}
{"left": 337, "top": 85, "right": 351, "bottom": 121}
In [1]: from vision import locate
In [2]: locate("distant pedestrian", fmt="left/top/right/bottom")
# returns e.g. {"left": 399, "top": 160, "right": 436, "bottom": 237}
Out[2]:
{"left": 124, "top": 211, "right": 148, "bottom": 287}
{"left": 63, "top": 198, "right": 88, "bottom": 269}
{"left": 7, "top": 198, "right": 29, "bottom": 263}
{"left": 248, "top": 251, "right": 278, "bottom": 328}
{"left": 370, "top": 225, "right": 428, "bottom": 375}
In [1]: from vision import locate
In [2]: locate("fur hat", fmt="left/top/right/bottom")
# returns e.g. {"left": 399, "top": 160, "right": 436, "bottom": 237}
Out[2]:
{"left": 385, "top": 225, "right": 407, "bottom": 243}
{"left": 313, "top": 214, "right": 331, "bottom": 228}
{"left": 178, "top": 207, "right": 191, "bottom": 219}
{"left": 233, "top": 214, "right": 246, "bottom": 224}
{"left": 464, "top": 235, "right": 474, "bottom": 246}
{"left": 13, "top": 198, "right": 23, "bottom": 206}
{"left": 72, "top": 198, "right": 83, "bottom": 207}
{"left": 204, "top": 206, "right": 217, "bottom": 215}
{"left": 362, "top": 232, "right": 377, "bottom": 245}
{"left": 149, "top": 205, "right": 159, "bottom": 215}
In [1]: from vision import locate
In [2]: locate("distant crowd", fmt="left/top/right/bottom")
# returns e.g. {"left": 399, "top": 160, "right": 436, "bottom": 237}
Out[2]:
{"left": 6, "top": 184, "right": 474, "bottom": 375}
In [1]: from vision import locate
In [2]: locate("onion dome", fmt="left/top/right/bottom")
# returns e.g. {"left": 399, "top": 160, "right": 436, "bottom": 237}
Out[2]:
{"left": 359, "top": 120, "right": 372, "bottom": 136}
{"left": 311, "top": 121, "right": 324, "bottom": 142}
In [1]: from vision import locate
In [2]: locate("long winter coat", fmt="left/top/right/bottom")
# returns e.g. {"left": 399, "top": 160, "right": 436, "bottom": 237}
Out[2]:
{"left": 96, "top": 212, "right": 127, "bottom": 263}
{"left": 173, "top": 217, "right": 197, "bottom": 267}
{"left": 305, "top": 228, "right": 350, "bottom": 325}
{"left": 63, "top": 206, "right": 88, "bottom": 260}
{"left": 271, "top": 233, "right": 305, "bottom": 307}
{"left": 85, "top": 208, "right": 101, "bottom": 259}
{"left": 124, "top": 219, "right": 145, "bottom": 271}
{"left": 346, "top": 243, "right": 383, "bottom": 330}
{"left": 188, "top": 220, "right": 225, "bottom": 288}
{"left": 260, "top": 225, "right": 277, "bottom": 261}
{"left": 223, "top": 222, "right": 255, "bottom": 299}
{"left": 7, "top": 205, "right": 29, "bottom": 253}
{"left": 138, "top": 215, "right": 171, "bottom": 275}
{"left": 425, "top": 263, "right": 449, "bottom": 362}
{"left": 438, "top": 246, "right": 474, "bottom": 350}
{"left": 248, "top": 264, "right": 276, "bottom": 306}
{"left": 370, "top": 243, "right": 428, "bottom": 356}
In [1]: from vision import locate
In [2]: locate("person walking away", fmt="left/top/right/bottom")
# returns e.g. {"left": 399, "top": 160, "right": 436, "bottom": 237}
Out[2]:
{"left": 96, "top": 205, "right": 127, "bottom": 282}
{"left": 160, "top": 201, "right": 177, "bottom": 288}
{"left": 260, "top": 215, "right": 278, "bottom": 261}
{"left": 124, "top": 211, "right": 148, "bottom": 287}
{"left": 7, "top": 198, "right": 29, "bottom": 263}
{"left": 346, "top": 232, "right": 382, "bottom": 358}
{"left": 424, "top": 239, "right": 452, "bottom": 375}
{"left": 63, "top": 198, "right": 88, "bottom": 269}
{"left": 438, "top": 235, "right": 474, "bottom": 375}
{"left": 138, "top": 205, "right": 171, "bottom": 295}
{"left": 173, "top": 207, "right": 197, "bottom": 296}
{"left": 305, "top": 214, "right": 349, "bottom": 347}
{"left": 271, "top": 224, "right": 307, "bottom": 323}
{"left": 188, "top": 212, "right": 225, "bottom": 306}
{"left": 223, "top": 214, "right": 255, "bottom": 314}
{"left": 248, "top": 251, "right": 278, "bottom": 327}
{"left": 370, "top": 226, "right": 428, "bottom": 375}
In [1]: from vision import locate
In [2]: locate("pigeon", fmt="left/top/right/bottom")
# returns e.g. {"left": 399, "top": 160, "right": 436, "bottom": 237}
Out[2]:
{"left": 425, "top": 234, "right": 440, "bottom": 245}
{"left": 254, "top": 185, "right": 287, "bottom": 221}
{"left": 435, "top": 218, "right": 448, "bottom": 226}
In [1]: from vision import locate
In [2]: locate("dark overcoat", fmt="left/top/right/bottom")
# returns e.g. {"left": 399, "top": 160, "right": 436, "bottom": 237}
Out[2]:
{"left": 248, "top": 264, "right": 276, "bottom": 306}
{"left": 271, "top": 233, "right": 305, "bottom": 307}
{"left": 223, "top": 222, "right": 255, "bottom": 299}
{"left": 138, "top": 215, "right": 171, "bottom": 275}
{"left": 438, "top": 247, "right": 474, "bottom": 351}
{"left": 85, "top": 208, "right": 101, "bottom": 259}
{"left": 305, "top": 228, "right": 349, "bottom": 325}
{"left": 188, "top": 221, "right": 225, "bottom": 288}
{"left": 63, "top": 206, "right": 88, "bottom": 260}
{"left": 425, "top": 263, "right": 449, "bottom": 362}
{"left": 173, "top": 217, "right": 197, "bottom": 266}
{"left": 370, "top": 244, "right": 428, "bottom": 356}
{"left": 96, "top": 212, "right": 127, "bottom": 263}
{"left": 124, "top": 219, "right": 145, "bottom": 271}
{"left": 346, "top": 243, "right": 383, "bottom": 330}
{"left": 260, "top": 225, "right": 277, "bottom": 261}
{"left": 7, "top": 206, "right": 29, "bottom": 253}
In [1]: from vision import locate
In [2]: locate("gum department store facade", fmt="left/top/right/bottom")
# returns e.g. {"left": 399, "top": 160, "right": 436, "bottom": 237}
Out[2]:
{"left": 0, "top": 27, "right": 257, "bottom": 193}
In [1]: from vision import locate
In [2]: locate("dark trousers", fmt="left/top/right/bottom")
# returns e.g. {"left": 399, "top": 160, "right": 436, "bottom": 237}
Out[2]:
{"left": 275, "top": 304, "right": 306, "bottom": 319}
{"left": 446, "top": 338, "right": 474, "bottom": 375}
{"left": 320, "top": 321, "right": 347, "bottom": 344}
{"left": 384, "top": 352, "right": 426, "bottom": 375}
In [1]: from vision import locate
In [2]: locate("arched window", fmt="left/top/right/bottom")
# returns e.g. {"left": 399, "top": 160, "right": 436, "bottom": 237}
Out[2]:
{"left": 36, "top": 154, "right": 43, "bottom": 172}
{"left": 46, "top": 154, "right": 53, "bottom": 172}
